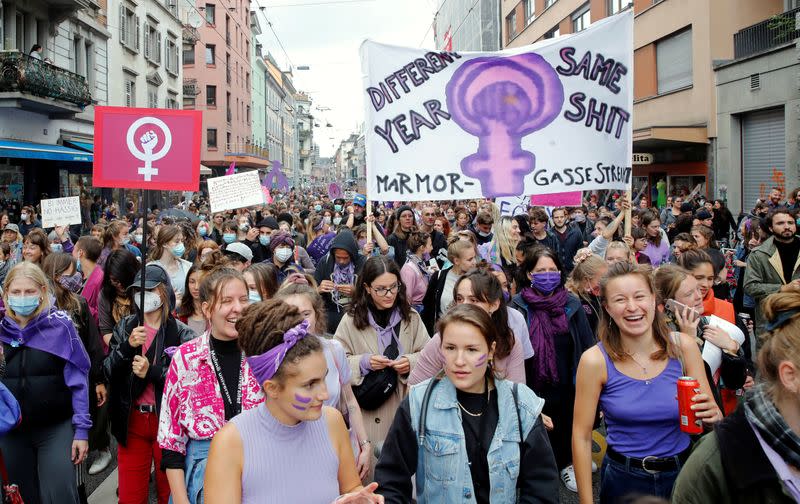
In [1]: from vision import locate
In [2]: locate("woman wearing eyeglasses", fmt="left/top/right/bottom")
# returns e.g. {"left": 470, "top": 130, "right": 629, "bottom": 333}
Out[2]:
{"left": 335, "top": 255, "right": 430, "bottom": 475}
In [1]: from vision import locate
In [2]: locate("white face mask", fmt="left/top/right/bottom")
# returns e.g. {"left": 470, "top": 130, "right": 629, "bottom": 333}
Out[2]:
{"left": 134, "top": 290, "right": 163, "bottom": 313}
{"left": 275, "top": 247, "right": 293, "bottom": 263}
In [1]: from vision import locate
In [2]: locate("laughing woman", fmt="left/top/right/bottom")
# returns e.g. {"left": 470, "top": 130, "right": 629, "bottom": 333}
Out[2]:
{"left": 203, "top": 299, "right": 383, "bottom": 504}
{"left": 572, "top": 262, "right": 721, "bottom": 504}
{"left": 375, "top": 304, "right": 558, "bottom": 503}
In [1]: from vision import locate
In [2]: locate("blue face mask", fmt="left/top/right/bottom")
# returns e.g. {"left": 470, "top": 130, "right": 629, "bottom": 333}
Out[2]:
{"left": 531, "top": 271, "right": 561, "bottom": 295}
{"left": 50, "top": 243, "right": 63, "bottom": 253}
{"left": 259, "top": 235, "right": 271, "bottom": 247}
{"left": 334, "top": 204, "right": 342, "bottom": 212}
{"left": 75, "top": 258, "right": 82, "bottom": 273}
{"left": 223, "top": 233, "right": 236, "bottom": 244}
{"left": 248, "top": 290, "right": 262, "bottom": 303}
{"left": 121, "top": 235, "right": 131, "bottom": 245}
{"left": 8, "top": 295, "right": 40, "bottom": 316}
{"left": 198, "top": 227, "right": 208, "bottom": 237}
{"left": 314, "top": 204, "right": 322, "bottom": 212}
{"left": 171, "top": 243, "right": 185, "bottom": 257}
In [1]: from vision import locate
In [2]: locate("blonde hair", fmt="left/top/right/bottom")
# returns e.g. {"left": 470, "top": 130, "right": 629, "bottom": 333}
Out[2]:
{"left": 653, "top": 264, "right": 691, "bottom": 306}
{"left": 3, "top": 262, "right": 53, "bottom": 319}
{"left": 447, "top": 238, "right": 475, "bottom": 262}
{"left": 758, "top": 292, "right": 800, "bottom": 400}
{"left": 605, "top": 240, "right": 632, "bottom": 262}
{"left": 489, "top": 216, "right": 518, "bottom": 265}
{"left": 566, "top": 253, "right": 606, "bottom": 301}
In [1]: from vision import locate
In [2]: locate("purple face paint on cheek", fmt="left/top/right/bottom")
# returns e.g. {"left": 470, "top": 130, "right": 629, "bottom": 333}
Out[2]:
{"left": 294, "top": 393, "right": 312, "bottom": 404}
{"left": 292, "top": 404, "right": 307, "bottom": 411}
{"left": 476, "top": 354, "right": 488, "bottom": 366}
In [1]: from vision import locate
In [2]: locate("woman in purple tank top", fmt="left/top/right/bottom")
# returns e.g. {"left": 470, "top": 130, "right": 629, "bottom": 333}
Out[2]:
{"left": 203, "top": 299, "right": 383, "bottom": 504}
{"left": 572, "top": 262, "right": 722, "bottom": 504}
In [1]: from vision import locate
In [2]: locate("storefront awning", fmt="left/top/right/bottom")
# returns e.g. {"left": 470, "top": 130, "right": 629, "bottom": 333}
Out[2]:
{"left": 63, "top": 140, "right": 94, "bottom": 152}
{"left": 0, "top": 140, "right": 92, "bottom": 162}
{"left": 633, "top": 126, "right": 709, "bottom": 148}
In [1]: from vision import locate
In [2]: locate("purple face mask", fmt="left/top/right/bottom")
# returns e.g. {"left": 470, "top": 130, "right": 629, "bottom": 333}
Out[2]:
{"left": 531, "top": 271, "right": 561, "bottom": 294}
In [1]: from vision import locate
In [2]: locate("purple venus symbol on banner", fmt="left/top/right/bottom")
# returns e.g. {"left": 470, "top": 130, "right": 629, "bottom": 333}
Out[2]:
{"left": 263, "top": 160, "right": 290, "bottom": 192}
{"left": 445, "top": 53, "right": 564, "bottom": 196}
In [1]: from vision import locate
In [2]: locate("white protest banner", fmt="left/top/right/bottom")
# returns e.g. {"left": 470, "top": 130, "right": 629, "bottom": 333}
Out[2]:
{"left": 361, "top": 11, "right": 633, "bottom": 201}
{"left": 41, "top": 196, "right": 81, "bottom": 228}
{"left": 207, "top": 171, "right": 264, "bottom": 213}
{"left": 496, "top": 195, "right": 529, "bottom": 216}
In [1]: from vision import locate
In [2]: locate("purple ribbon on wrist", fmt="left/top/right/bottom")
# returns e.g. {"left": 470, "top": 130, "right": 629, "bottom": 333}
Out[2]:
{"left": 247, "top": 319, "right": 311, "bottom": 384}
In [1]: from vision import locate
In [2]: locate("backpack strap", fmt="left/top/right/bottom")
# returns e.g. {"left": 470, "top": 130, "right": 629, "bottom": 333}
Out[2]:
{"left": 416, "top": 375, "right": 442, "bottom": 499}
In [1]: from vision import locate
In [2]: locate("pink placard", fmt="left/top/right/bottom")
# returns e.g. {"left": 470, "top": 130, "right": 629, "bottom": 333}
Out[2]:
{"left": 530, "top": 191, "right": 582, "bottom": 207}
{"left": 93, "top": 106, "right": 202, "bottom": 191}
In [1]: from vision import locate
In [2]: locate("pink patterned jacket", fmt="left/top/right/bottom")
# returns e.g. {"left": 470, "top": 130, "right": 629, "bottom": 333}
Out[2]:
{"left": 157, "top": 332, "right": 264, "bottom": 454}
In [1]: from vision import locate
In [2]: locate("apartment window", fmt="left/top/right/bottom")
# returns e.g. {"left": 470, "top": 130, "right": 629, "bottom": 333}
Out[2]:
{"left": 524, "top": 0, "right": 535, "bottom": 25}
{"left": 147, "top": 85, "right": 158, "bottom": 108}
{"left": 656, "top": 28, "right": 692, "bottom": 94}
{"left": 205, "top": 44, "right": 215, "bottom": 65}
{"left": 118, "top": 4, "right": 140, "bottom": 52}
{"left": 183, "top": 43, "right": 195, "bottom": 65}
{"left": 166, "top": 92, "right": 178, "bottom": 109}
{"left": 124, "top": 74, "right": 136, "bottom": 107}
{"left": 207, "top": 128, "right": 218, "bottom": 148}
{"left": 165, "top": 0, "right": 178, "bottom": 16}
{"left": 246, "top": 105, "right": 250, "bottom": 124}
{"left": 506, "top": 10, "right": 517, "bottom": 41}
{"left": 183, "top": 95, "right": 195, "bottom": 108}
{"left": 206, "top": 85, "right": 216, "bottom": 106}
{"left": 225, "top": 14, "right": 230, "bottom": 46}
{"left": 143, "top": 23, "right": 161, "bottom": 64}
{"left": 246, "top": 72, "right": 250, "bottom": 89}
{"left": 226, "top": 53, "right": 231, "bottom": 83}
{"left": 165, "top": 36, "right": 179, "bottom": 75}
{"left": 544, "top": 26, "right": 560, "bottom": 39}
{"left": 572, "top": 3, "right": 591, "bottom": 32}
{"left": 85, "top": 42, "right": 95, "bottom": 88}
{"left": 205, "top": 4, "right": 215, "bottom": 25}
{"left": 609, "top": 0, "right": 633, "bottom": 14}
{"left": 226, "top": 132, "right": 232, "bottom": 150}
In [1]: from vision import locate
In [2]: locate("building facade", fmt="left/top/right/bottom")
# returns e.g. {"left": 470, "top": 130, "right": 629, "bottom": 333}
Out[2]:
{"left": 714, "top": 4, "right": 800, "bottom": 214}
{"left": 183, "top": 0, "right": 266, "bottom": 171}
{"left": 107, "top": 0, "right": 182, "bottom": 110}
{"left": 0, "top": 0, "right": 108, "bottom": 205}
{"left": 295, "top": 92, "right": 313, "bottom": 188}
{"left": 250, "top": 11, "right": 267, "bottom": 152}
{"left": 501, "top": 0, "right": 784, "bottom": 204}
{"left": 433, "top": 0, "right": 501, "bottom": 51}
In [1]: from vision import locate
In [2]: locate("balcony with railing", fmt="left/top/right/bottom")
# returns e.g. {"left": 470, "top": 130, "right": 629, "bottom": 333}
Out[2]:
{"left": 183, "top": 25, "right": 199, "bottom": 44}
{"left": 298, "top": 128, "right": 311, "bottom": 140}
{"left": 734, "top": 7, "right": 800, "bottom": 59}
{"left": 0, "top": 51, "right": 92, "bottom": 115}
{"left": 224, "top": 142, "right": 270, "bottom": 168}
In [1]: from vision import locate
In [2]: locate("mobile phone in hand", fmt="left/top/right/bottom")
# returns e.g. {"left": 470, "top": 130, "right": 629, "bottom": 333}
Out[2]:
{"left": 665, "top": 299, "right": 700, "bottom": 321}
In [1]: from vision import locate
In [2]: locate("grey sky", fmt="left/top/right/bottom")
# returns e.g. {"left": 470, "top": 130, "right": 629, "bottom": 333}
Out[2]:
{"left": 252, "top": 0, "right": 437, "bottom": 156}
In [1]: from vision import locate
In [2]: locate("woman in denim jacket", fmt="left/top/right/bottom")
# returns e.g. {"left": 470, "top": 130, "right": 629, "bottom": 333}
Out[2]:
{"left": 375, "top": 304, "right": 558, "bottom": 503}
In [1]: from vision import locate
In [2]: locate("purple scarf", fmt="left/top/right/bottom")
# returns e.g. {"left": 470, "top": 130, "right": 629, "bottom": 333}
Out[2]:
{"left": 520, "top": 286, "right": 569, "bottom": 388}
{"left": 307, "top": 232, "right": 336, "bottom": 263}
{"left": 332, "top": 261, "right": 355, "bottom": 286}
{"left": 367, "top": 308, "right": 403, "bottom": 355}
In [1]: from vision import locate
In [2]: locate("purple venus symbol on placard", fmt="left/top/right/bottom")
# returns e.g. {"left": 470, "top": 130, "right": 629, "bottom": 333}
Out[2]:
{"left": 446, "top": 53, "right": 564, "bottom": 196}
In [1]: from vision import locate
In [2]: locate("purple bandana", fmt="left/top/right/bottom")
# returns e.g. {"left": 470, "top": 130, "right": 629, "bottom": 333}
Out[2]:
{"left": 247, "top": 319, "right": 311, "bottom": 383}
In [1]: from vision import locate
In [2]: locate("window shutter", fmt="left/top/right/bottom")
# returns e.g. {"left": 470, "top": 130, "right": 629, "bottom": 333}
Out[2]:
{"left": 656, "top": 29, "right": 692, "bottom": 94}
{"left": 119, "top": 6, "right": 126, "bottom": 44}
{"left": 143, "top": 23, "right": 150, "bottom": 59}
{"left": 135, "top": 16, "right": 140, "bottom": 50}
{"left": 157, "top": 32, "right": 162, "bottom": 63}
{"left": 125, "top": 80, "right": 132, "bottom": 106}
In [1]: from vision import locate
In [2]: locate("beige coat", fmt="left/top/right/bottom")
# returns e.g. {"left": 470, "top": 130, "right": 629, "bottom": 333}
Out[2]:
{"left": 334, "top": 310, "right": 429, "bottom": 448}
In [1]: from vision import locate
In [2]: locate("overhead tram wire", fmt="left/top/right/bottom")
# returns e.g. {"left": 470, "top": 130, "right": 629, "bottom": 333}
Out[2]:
{"left": 418, "top": 0, "right": 449, "bottom": 47}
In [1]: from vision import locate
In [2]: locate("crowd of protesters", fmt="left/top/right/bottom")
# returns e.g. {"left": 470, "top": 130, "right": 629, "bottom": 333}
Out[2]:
{"left": 0, "top": 183, "right": 799, "bottom": 504}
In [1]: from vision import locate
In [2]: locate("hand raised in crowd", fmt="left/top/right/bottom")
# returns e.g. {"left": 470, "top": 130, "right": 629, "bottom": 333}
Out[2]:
{"left": 702, "top": 325, "right": 738, "bottom": 353}
{"left": 71, "top": 439, "right": 88, "bottom": 465}
{"left": 96, "top": 383, "right": 107, "bottom": 407}
{"left": 362, "top": 241, "right": 375, "bottom": 255}
{"left": 674, "top": 305, "right": 700, "bottom": 336}
{"left": 128, "top": 326, "right": 147, "bottom": 348}
{"left": 319, "top": 279, "right": 336, "bottom": 293}
{"left": 334, "top": 482, "right": 384, "bottom": 503}
{"left": 246, "top": 227, "right": 259, "bottom": 242}
{"left": 622, "top": 235, "right": 634, "bottom": 249}
{"left": 132, "top": 355, "right": 150, "bottom": 379}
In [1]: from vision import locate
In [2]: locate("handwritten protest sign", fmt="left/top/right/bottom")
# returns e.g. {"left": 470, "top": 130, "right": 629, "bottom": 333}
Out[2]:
{"left": 361, "top": 12, "right": 632, "bottom": 201}
{"left": 41, "top": 196, "right": 81, "bottom": 228}
{"left": 497, "top": 195, "right": 529, "bottom": 216}
{"left": 207, "top": 172, "right": 264, "bottom": 213}
{"left": 531, "top": 191, "right": 582, "bottom": 207}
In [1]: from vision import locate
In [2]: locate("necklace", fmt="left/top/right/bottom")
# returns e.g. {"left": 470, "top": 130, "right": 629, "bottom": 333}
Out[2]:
{"left": 457, "top": 377, "right": 491, "bottom": 417}
{"left": 626, "top": 351, "right": 652, "bottom": 385}
{"left": 209, "top": 338, "right": 245, "bottom": 417}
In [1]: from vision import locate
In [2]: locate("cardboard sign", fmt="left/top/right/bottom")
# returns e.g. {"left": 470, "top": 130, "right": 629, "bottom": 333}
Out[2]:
{"left": 496, "top": 195, "right": 529, "bottom": 216}
{"left": 362, "top": 12, "right": 633, "bottom": 201}
{"left": 93, "top": 107, "right": 202, "bottom": 191}
{"left": 41, "top": 196, "right": 82, "bottom": 228}
{"left": 207, "top": 172, "right": 264, "bottom": 213}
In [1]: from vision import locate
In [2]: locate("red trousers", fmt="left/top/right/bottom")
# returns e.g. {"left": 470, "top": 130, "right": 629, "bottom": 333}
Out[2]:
{"left": 117, "top": 410, "right": 170, "bottom": 504}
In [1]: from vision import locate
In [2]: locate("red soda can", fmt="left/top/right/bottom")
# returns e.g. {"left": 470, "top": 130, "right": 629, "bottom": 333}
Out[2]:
{"left": 677, "top": 376, "right": 703, "bottom": 434}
